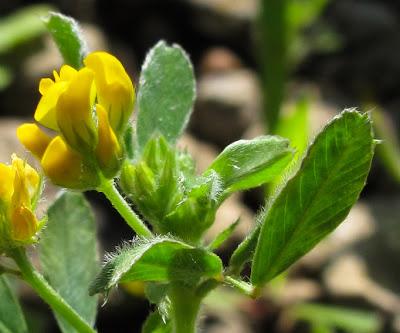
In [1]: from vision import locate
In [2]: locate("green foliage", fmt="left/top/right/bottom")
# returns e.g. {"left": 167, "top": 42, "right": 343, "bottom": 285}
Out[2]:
{"left": 371, "top": 107, "right": 400, "bottom": 183}
{"left": 142, "top": 311, "right": 172, "bottom": 333}
{"left": 123, "top": 125, "right": 135, "bottom": 160}
{"left": 258, "top": 0, "right": 337, "bottom": 130}
{"left": 258, "top": 0, "right": 288, "bottom": 131}
{"left": 270, "top": 96, "right": 310, "bottom": 192}
{"left": 120, "top": 135, "right": 214, "bottom": 242}
{"left": 291, "top": 303, "right": 381, "bottom": 333}
{"left": 43, "top": 12, "right": 87, "bottom": 69}
{"left": 0, "top": 276, "right": 28, "bottom": 333}
{"left": 121, "top": 134, "right": 293, "bottom": 242}
{"left": 136, "top": 41, "right": 195, "bottom": 150}
{"left": 287, "top": 0, "right": 329, "bottom": 32}
{"left": 120, "top": 136, "right": 195, "bottom": 229}
{"left": 251, "top": 111, "right": 375, "bottom": 286}
{"left": 161, "top": 173, "right": 220, "bottom": 242}
{"left": 0, "top": 4, "right": 52, "bottom": 54}
{"left": 206, "top": 135, "right": 293, "bottom": 198}
{"left": 90, "top": 237, "right": 223, "bottom": 295}
{"left": 3, "top": 12, "right": 377, "bottom": 332}
{"left": 0, "top": 66, "right": 12, "bottom": 91}
{"left": 207, "top": 218, "right": 240, "bottom": 251}
{"left": 121, "top": 135, "right": 218, "bottom": 242}
{"left": 275, "top": 97, "right": 309, "bottom": 160}
{"left": 39, "top": 192, "right": 98, "bottom": 332}
{"left": 0, "top": 4, "right": 53, "bottom": 91}
{"left": 228, "top": 221, "right": 261, "bottom": 274}
{"left": 144, "top": 282, "right": 169, "bottom": 305}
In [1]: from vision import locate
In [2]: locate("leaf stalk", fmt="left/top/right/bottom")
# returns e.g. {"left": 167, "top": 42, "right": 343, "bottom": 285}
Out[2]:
{"left": 8, "top": 247, "right": 97, "bottom": 333}
{"left": 98, "top": 179, "right": 153, "bottom": 238}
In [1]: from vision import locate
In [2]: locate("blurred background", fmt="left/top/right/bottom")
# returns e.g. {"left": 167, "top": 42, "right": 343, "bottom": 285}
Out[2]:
{"left": 0, "top": 0, "right": 400, "bottom": 332}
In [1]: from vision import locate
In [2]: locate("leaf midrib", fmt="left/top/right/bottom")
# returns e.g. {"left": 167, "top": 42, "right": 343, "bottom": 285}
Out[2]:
{"left": 253, "top": 121, "right": 371, "bottom": 283}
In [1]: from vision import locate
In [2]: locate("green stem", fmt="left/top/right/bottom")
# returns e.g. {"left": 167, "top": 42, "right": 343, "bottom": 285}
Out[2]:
{"left": 224, "top": 276, "right": 259, "bottom": 298}
{"left": 170, "top": 284, "right": 202, "bottom": 333}
{"left": 98, "top": 179, "right": 153, "bottom": 238}
{"left": 9, "top": 248, "right": 96, "bottom": 333}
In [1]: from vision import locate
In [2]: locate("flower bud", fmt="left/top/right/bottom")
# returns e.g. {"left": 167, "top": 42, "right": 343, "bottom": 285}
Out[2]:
{"left": 0, "top": 155, "right": 43, "bottom": 252}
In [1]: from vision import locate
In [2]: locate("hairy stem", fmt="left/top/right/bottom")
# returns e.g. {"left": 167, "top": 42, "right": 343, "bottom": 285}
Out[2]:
{"left": 224, "top": 275, "right": 259, "bottom": 298}
{"left": 9, "top": 248, "right": 96, "bottom": 333}
{"left": 98, "top": 179, "right": 153, "bottom": 238}
{"left": 170, "top": 284, "right": 202, "bottom": 333}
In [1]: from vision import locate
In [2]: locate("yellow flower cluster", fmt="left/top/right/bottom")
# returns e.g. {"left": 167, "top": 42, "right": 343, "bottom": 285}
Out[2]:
{"left": 0, "top": 155, "right": 42, "bottom": 251}
{"left": 17, "top": 52, "right": 135, "bottom": 189}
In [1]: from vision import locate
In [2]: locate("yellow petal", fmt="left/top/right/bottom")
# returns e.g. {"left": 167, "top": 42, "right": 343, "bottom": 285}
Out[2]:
{"left": 56, "top": 68, "right": 97, "bottom": 152}
{"left": 35, "top": 81, "right": 68, "bottom": 130}
{"left": 0, "top": 163, "right": 14, "bottom": 203}
{"left": 84, "top": 51, "right": 135, "bottom": 135}
{"left": 53, "top": 70, "right": 60, "bottom": 82}
{"left": 13, "top": 155, "right": 40, "bottom": 200}
{"left": 41, "top": 136, "right": 83, "bottom": 188}
{"left": 59, "top": 65, "right": 77, "bottom": 81}
{"left": 39, "top": 78, "right": 54, "bottom": 95}
{"left": 11, "top": 155, "right": 40, "bottom": 208}
{"left": 10, "top": 206, "right": 38, "bottom": 242}
{"left": 95, "top": 104, "right": 122, "bottom": 177}
{"left": 17, "top": 123, "right": 52, "bottom": 159}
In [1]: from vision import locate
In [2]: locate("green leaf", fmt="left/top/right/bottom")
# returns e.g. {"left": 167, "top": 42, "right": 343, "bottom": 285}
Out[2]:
{"left": 90, "top": 237, "right": 223, "bottom": 295}
{"left": 292, "top": 303, "right": 381, "bottom": 333}
{"left": 162, "top": 172, "right": 220, "bottom": 242}
{"left": 43, "top": 12, "right": 87, "bottom": 69}
{"left": 206, "top": 136, "right": 293, "bottom": 196}
{"left": 276, "top": 96, "right": 309, "bottom": 160}
{"left": 0, "top": 4, "right": 52, "bottom": 54}
{"left": 136, "top": 41, "right": 195, "bottom": 150}
{"left": 39, "top": 192, "right": 98, "bottom": 333}
{"left": 207, "top": 218, "right": 240, "bottom": 251}
{"left": 251, "top": 110, "right": 375, "bottom": 286}
{"left": 270, "top": 96, "right": 310, "bottom": 193}
{"left": 371, "top": 107, "right": 400, "bottom": 183}
{"left": 142, "top": 311, "right": 172, "bottom": 333}
{"left": 258, "top": 0, "right": 288, "bottom": 131}
{"left": 123, "top": 125, "right": 135, "bottom": 160}
{"left": 311, "top": 324, "right": 334, "bottom": 333}
{"left": 0, "top": 65, "right": 12, "bottom": 91}
{"left": 228, "top": 224, "right": 260, "bottom": 275}
{"left": 287, "top": 0, "right": 329, "bottom": 33}
{"left": 144, "top": 283, "right": 169, "bottom": 304}
{"left": 0, "top": 276, "right": 28, "bottom": 333}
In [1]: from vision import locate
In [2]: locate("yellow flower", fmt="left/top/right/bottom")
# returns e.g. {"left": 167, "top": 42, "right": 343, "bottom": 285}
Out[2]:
{"left": 56, "top": 67, "right": 97, "bottom": 154}
{"left": 17, "top": 126, "right": 100, "bottom": 190}
{"left": 0, "top": 155, "right": 42, "bottom": 251}
{"left": 40, "top": 136, "right": 99, "bottom": 189}
{"left": 35, "top": 65, "right": 78, "bottom": 130}
{"left": 84, "top": 51, "right": 135, "bottom": 136}
{"left": 17, "top": 51, "right": 135, "bottom": 189}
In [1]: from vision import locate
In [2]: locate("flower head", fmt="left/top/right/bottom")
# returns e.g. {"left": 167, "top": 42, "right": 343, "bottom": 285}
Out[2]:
{"left": 17, "top": 51, "right": 135, "bottom": 190}
{"left": 0, "top": 155, "right": 43, "bottom": 252}
{"left": 84, "top": 52, "right": 134, "bottom": 136}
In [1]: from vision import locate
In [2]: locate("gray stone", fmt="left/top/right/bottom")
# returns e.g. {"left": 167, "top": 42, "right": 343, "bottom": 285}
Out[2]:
{"left": 191, "top": 69, "right": 262, "bottom": 147}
